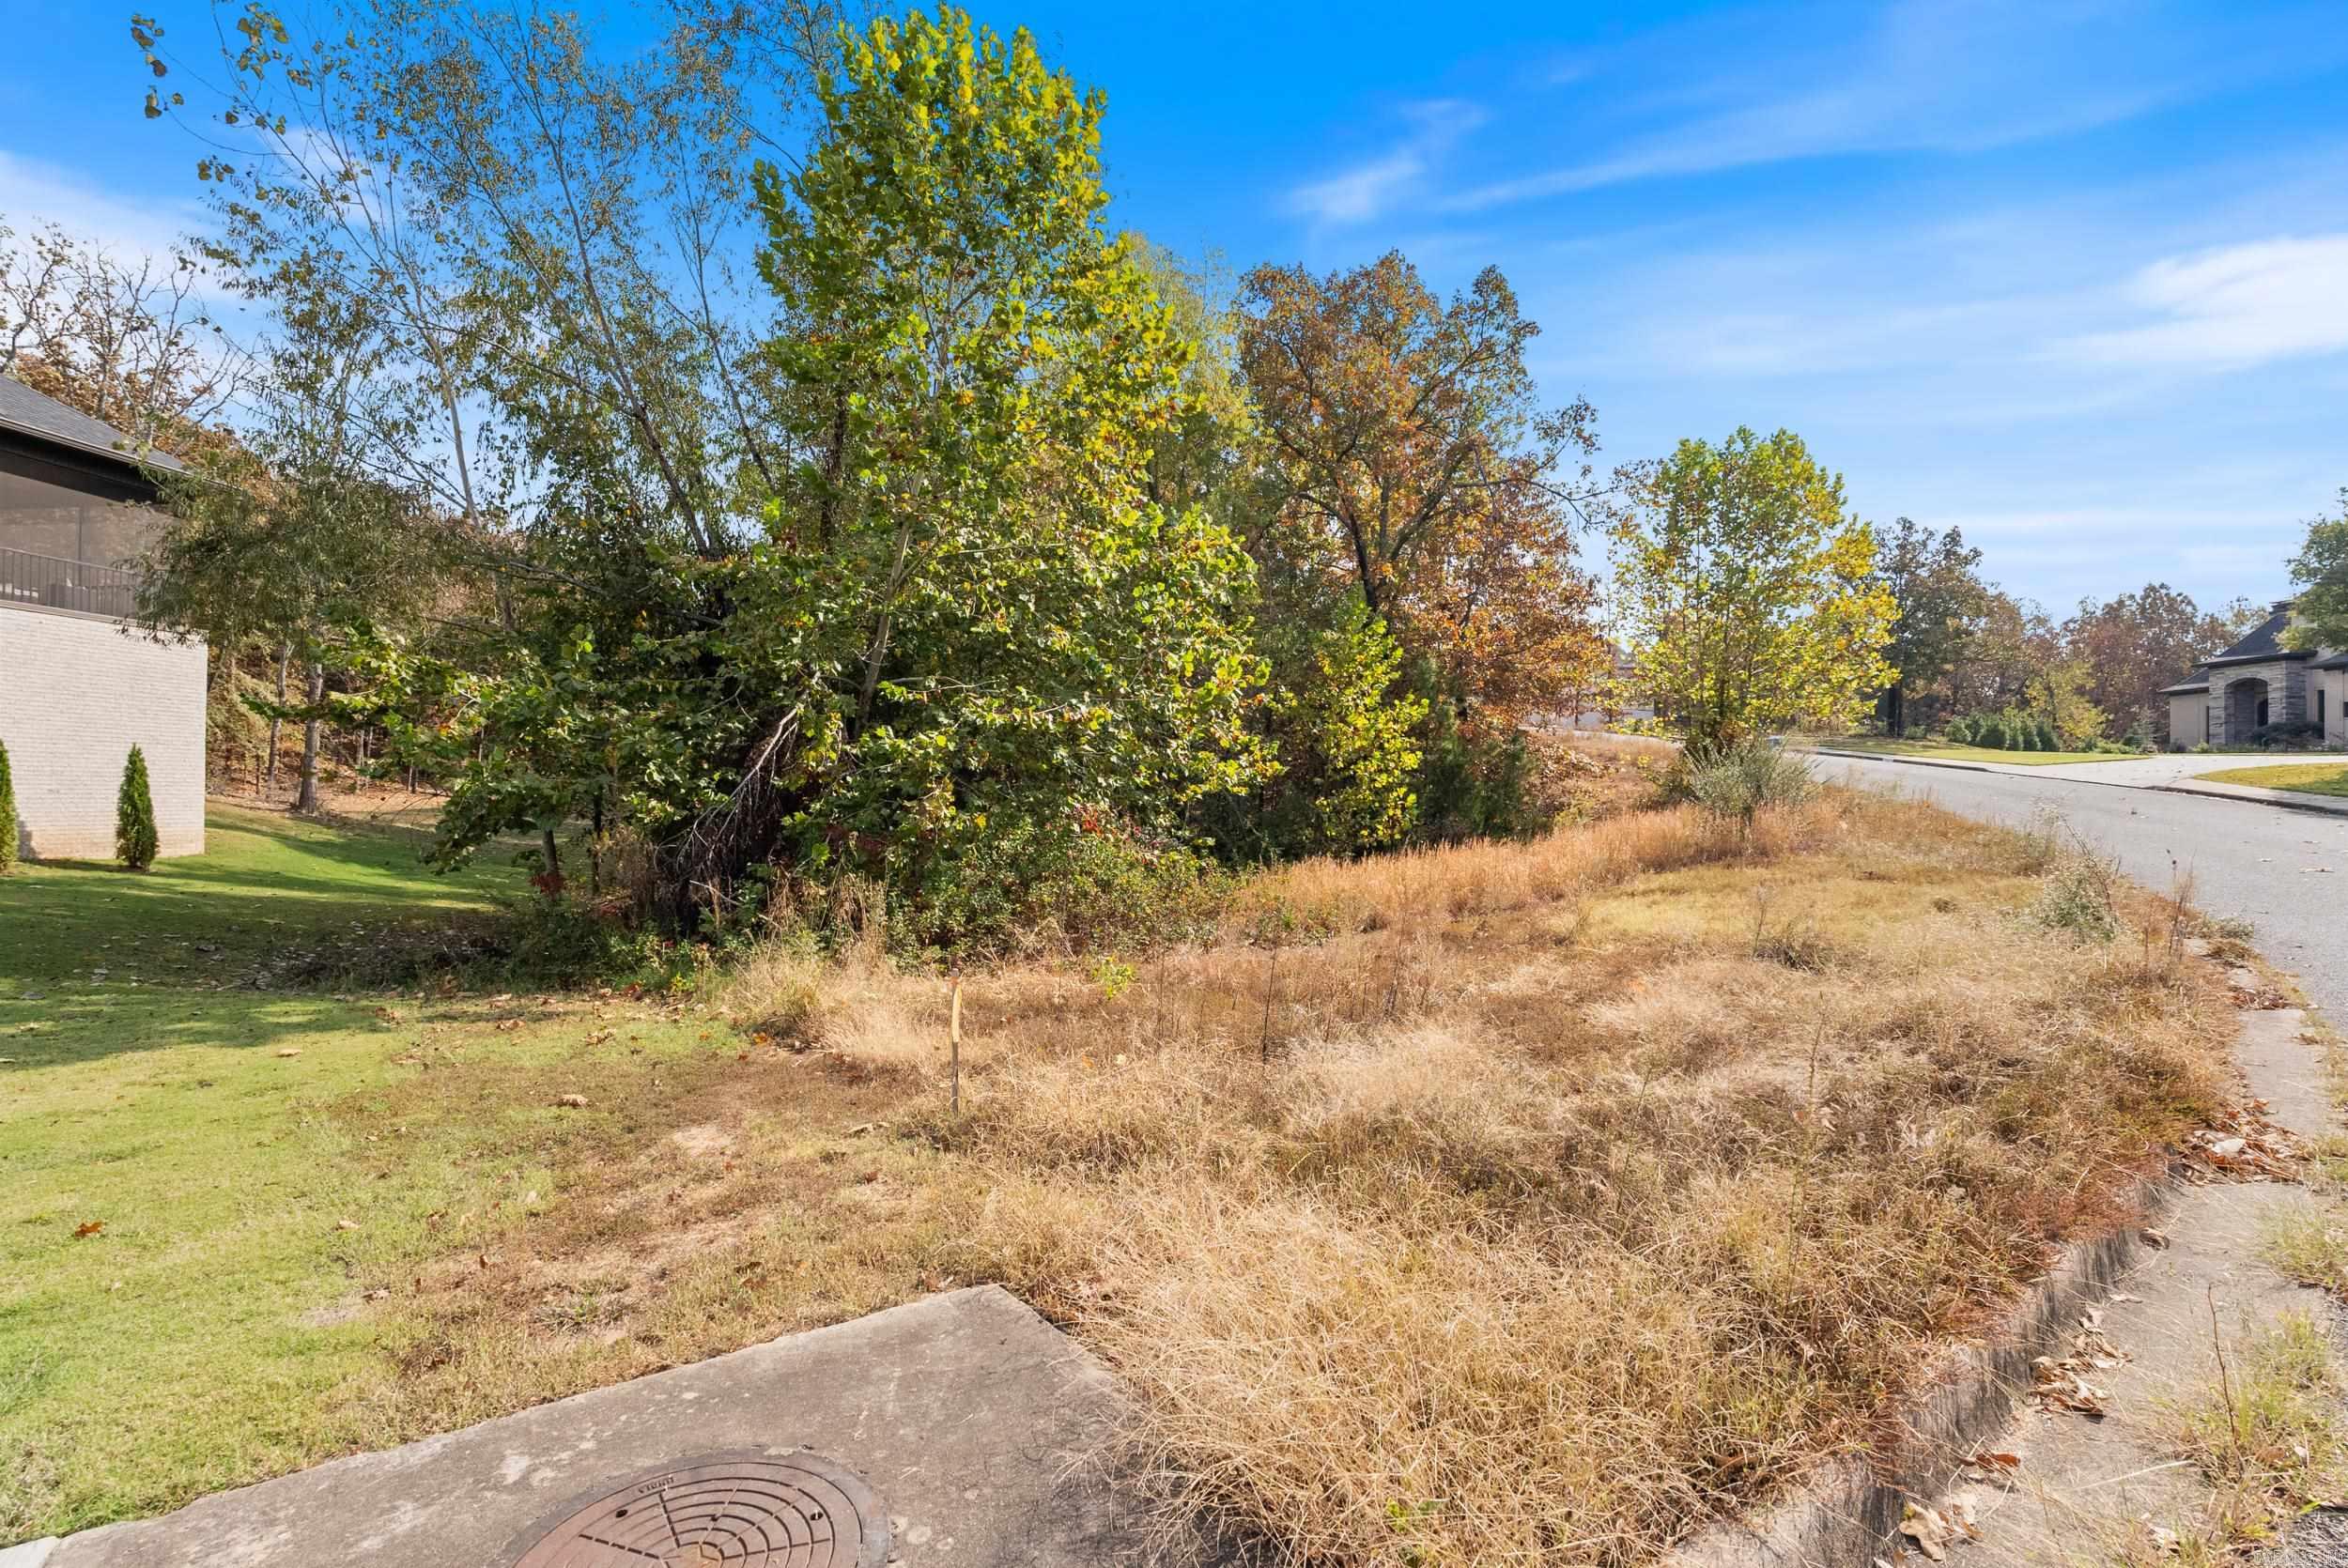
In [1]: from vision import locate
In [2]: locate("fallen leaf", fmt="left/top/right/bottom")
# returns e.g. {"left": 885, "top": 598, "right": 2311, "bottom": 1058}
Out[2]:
{"left": 2141, "top": 1227, "right": 2169, "bottom": 1249}
{"left": 1964, "top": 1448, "right": 2022, "bottom": 1479}
{"left": 275, "top": 1048, "right": 302, "bottom": 1059}
{"left": 334, "top": 1219, "right": 359, "bottom": 1232}
{"left": 555, "top": 1093, "right": 589, "bottom": 1108}
{"left": 72, "top": 1220, "right": 104, "bottom": 1238}
{"left": 1899, "top": 1502, "right": 1952, "bottom": 1561}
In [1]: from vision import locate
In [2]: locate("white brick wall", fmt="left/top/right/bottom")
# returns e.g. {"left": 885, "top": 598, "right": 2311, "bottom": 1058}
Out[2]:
{"left": 0, "top": 607, "right": 206, "bottom": 859}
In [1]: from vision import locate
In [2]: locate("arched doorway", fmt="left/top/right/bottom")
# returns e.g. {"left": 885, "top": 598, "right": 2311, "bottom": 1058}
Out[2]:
{"left": 2224, "top": 676, "right": 2270, "bottom": 742}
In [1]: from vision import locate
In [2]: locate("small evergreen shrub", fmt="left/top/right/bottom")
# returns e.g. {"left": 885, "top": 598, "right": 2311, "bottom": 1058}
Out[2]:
{"left": 1980, "top": 718, "right": 2008, "bottom": 749}
{"left": 0, "top": 736, "right": 16, "bottom": 873}
{"left": 2035, "top": 718, "right": 2058, "bottom": 751}
{"left": 1947, "top": 715, "right": 1974, "bottom": 744}
{"left": 116, "top": 745, "right": 160, "bottom": 871}
{"left": 1686, "top": 739, "right": 1814, "bottom": 836}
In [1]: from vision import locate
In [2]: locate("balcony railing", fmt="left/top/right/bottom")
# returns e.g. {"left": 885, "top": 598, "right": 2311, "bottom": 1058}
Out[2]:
{"left": 0, "top": 546, "right": 143, "bottom": 619}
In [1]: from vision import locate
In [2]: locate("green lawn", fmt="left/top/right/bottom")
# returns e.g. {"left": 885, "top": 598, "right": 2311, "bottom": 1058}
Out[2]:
{"left": 2195, "top": 761, "right": 2348, "bottom": 797}
{"left": 1807, "top": 736, "right": 2138, "bottom": 767}
{"left": 0, "top": 806, "right": 954, "bottom": 1543}
{"left": 0, "top": 808, "right": 638, "bottom": 1536}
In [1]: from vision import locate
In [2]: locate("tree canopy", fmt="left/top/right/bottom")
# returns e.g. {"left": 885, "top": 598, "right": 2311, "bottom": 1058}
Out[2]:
{"left": 2286, "top": 487, "right": 2348, "bottom": 653}
{"left": 1612, "top": 427, "right": 1894, "bottom": 749}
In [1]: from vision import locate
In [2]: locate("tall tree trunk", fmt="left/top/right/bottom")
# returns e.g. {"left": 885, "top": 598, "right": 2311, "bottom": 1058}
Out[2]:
{"left": 266, "top": 642, "right": 289, "bottom": 794}
{"left": 295, "top": 662, "right": 324, "bottom": 815}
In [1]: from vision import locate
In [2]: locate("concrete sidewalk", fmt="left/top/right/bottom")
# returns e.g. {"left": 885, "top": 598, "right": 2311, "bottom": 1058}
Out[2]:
{"left": 23, "top": 1285, "right": 1198, "bottom": 1568}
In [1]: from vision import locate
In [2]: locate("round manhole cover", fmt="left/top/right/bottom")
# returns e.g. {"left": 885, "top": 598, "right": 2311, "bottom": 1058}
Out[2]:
{"left": 509, "top": 1451, "right": 888, "bottom": 1567}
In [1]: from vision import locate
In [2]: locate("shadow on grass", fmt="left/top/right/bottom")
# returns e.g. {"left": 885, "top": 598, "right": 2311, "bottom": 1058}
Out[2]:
{"left": 0, "top": 807, "right": 533, "bottom": 1062}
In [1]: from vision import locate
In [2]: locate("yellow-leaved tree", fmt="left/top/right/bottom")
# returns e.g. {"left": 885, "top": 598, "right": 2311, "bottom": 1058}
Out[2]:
{"left": 1612, "top": 427, "right": 1894, "bottom": 752}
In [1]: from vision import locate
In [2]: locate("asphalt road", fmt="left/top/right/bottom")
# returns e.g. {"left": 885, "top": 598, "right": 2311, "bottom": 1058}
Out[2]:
{"left": 1815, "top": 755, "right": 2348, "bottom": 1022}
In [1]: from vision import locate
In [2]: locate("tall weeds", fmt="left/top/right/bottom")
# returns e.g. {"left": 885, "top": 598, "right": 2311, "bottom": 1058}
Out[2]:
{"left": 710, "top": 791, "right": 2235, "bottom": 1566}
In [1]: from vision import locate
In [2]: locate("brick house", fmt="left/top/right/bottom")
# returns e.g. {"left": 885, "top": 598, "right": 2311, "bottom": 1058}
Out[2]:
{"left": 0, "top": 377, "right": 206, "bottom": 859}
{"left": 2161, "top": 599, "right": 2348, "bottom": 750}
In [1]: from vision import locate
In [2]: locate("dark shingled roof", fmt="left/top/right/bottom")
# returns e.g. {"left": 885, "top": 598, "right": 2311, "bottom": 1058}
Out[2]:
{"left": 0, "top": 376, "right": 185, "bottom": 473}
{"left": 2160, "top": 666, "right": 2210, "bottom": 695}
{"left": 2204, "top": 605, "right": 2309, "bottom": 667}
{"left": 2316, "top": 651, "right": 2348, "bottom": 671}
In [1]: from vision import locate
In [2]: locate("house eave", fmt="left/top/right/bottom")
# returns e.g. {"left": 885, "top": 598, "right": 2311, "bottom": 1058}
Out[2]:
{"left": 2202, "top": 649, "right": 2314, "bottom": 669}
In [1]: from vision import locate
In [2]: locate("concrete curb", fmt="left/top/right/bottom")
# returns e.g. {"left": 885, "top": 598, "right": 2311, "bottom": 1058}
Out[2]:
{"left": 2147, "top": 781, "right": 2348, "bottom": 818}
{"left": 1804, "top": 747, "right": 2000, "bottom": 775}
{"left": 1670, "top": 1177, "right": 2175, "bottom": 1568}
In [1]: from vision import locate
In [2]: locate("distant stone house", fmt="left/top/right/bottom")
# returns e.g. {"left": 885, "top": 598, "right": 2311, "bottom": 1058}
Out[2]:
{"left": 2162, "top": 599, "right": 2348, "bottom": 749}
{"left": 0, "top": 377, "right": 206, "bottom": 859}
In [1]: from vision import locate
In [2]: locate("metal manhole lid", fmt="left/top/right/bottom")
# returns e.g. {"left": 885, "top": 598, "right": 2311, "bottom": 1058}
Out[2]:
{"left": 508, "top": 1450, "right": 889, "bottom": 1567}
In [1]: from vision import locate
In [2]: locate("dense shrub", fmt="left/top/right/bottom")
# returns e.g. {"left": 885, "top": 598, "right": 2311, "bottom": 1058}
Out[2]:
{"left": 2247, "top": 720, "right": 2324, "bottom": 750}
{"left": 1683, "top": 739, "right": 1814, "bottom": 835}
{"left": 1946, "top": 715, "right": 1974, "bottom": 744}
{"left": 116, "top": 745, "right": 159, "bottom": 871}
{"left": 1978, "top": 718, "right": 2007, "bottom": 749}
{"left": 0, "top": 736, "right": 15, "bottom": 874}
{"left": 1411, "top": 704, "right": 1550, "bottom": 845}
{"left": 2031, "top": 843, "right": 2120, "bottom": 943}
{"left": 883, "top": 816, "right": 1230, "bottom": 961}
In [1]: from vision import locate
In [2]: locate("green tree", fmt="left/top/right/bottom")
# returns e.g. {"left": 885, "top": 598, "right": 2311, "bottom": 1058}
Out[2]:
{"left": 2062, "top": 584, "right": 2242, "bottom": 744}
{"left": 0, "top": 736, "right": 17, "bottom": 873}
{"left": 1236, "top": 251, "right": 1607, "bottom": 728}
{"left": 1874, "top": 518, "right": 1988, "bottom": 736}
{"left": 1278, "top": 606, "right": 1427, "bottom": 853}
{"left": 1947, "top": 590, "right": 2056, "bottom": 717}
{"left": 2031, "top": 658, "right": 2109, "bottom": 749}
{"left": 116, "top": 746, "right": 159, "bottom": 870}
{"left": 2286, "top": 487, "right": 2348, "bottom": 652}
{"left": 354, "top": 8, "right": 1266, "bottom": 944}
{"left": 139, "top": 286, "right": 455, "bottom": 816}
{"left": 1611, "top": 428, "right": 1894, "bottom": 751}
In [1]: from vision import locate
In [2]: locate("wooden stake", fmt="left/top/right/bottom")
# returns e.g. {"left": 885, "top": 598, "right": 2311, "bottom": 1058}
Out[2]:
{"left": 1259, "top": 946, "right": 1279, "bottom": 1066}
{"left": 950, "top": 976, "right": 964, "bottom": 1115}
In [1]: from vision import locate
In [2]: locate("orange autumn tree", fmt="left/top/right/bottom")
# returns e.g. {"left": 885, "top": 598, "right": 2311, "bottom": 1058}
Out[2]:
{"left": 1237, "top": 252, "right": 1609, "bottom": 732}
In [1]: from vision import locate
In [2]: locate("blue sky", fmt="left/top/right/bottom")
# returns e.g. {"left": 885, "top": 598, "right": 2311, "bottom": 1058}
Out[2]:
{"left": 4, "top": 0, "right": 2346, "bottom": 615}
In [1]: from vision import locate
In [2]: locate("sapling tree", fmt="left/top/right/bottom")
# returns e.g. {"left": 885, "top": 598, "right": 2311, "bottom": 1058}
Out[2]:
{"left": 1611, "top": 427, "right": 1895, "bottom": 753}
{"left": 0, "top": 737, "right": 18, "bottom": 873}
{"left": 116, "top": 745, "right": 159, "bottom": 870}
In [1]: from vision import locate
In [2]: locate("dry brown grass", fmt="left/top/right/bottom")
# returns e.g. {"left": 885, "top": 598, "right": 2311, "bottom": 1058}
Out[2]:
{"left": 352, "top": 790, "right": 2240, "bottom": 1566}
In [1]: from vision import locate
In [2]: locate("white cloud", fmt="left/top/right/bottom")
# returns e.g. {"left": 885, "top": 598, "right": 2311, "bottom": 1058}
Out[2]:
{"left": 1440, "top": 0, "right": 2340, "bottom": 213}
{"left": 1285, "top": 100, "right": 1486, "bottom": 226}
{"left": 0, "top": 149, "right": 206, "bottom": 264}
{"left": 1289, "top": 149, "right": 1428, "bottom": 225}
{"left": 2055, "top": 235, "right": 2348, "bottom": 371}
